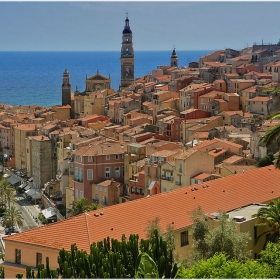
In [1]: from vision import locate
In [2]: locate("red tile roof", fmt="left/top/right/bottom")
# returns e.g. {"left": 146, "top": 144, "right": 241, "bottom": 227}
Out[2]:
{"left": 4, "top": 166, "right": 280, "bottom": 254}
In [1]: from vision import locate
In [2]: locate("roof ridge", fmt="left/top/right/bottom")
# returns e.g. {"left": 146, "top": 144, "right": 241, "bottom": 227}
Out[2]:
{"left": 84, "top": 212, "right": 92, "bottom": 249}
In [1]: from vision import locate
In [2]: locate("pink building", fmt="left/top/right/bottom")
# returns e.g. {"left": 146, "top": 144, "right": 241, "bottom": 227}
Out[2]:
{"left": 72, "top": 141, "right": 128, "bottom": 202}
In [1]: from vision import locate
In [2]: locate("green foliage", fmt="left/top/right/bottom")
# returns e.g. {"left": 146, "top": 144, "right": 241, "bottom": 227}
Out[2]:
{"left": 3, "top": 205, "right": 23, "bottom": 228}
{"left": 177, "top": 253, "right": 273, "bottom": 279}
{"left": 38, "top": 213, "right": 47, "bottom": 224}
{"left": 68, "top": 198, "right": 99, "bottom": 216}
{"left": 18, "top": 229, "right": 177, "bottom": 279}
{"left": 256, "top": 152, "right": 275, "bottom": 167}
{"left": 252, "top": 198, "right": 280, "bottom": 247}
{"left": 0, "top": 267, "right": 4, "bottom": 279}
{"left": 135, "top": 252, "right": 159, "bottom": 278}
{"left": 258, "top": 242, "right": 280, "bottom": 277}
{"left": 190, "top": 207, "right": 251, "bottom": 263}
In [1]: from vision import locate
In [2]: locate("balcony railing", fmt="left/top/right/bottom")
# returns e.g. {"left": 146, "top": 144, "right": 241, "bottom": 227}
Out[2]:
{"left": 161, "top": 175, "right": 174, "bottom": 181}
{"left": 74, "top": 178, "right": 83, "bottom": 183}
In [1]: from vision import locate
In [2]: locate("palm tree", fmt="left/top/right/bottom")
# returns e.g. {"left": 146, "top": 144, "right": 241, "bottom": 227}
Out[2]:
{"left": 3, "top": 205, "right": 23, "bottom": 229}
{"left": 5, "top": 187, "right": 17, "bottom": 210}
{"left": 0, "top": 178, "right": 11, "bottom": 208}
{"left": 68, "top": 198, "right": 89, "bottom": 216}
{"left": 68, "top": 198, "right": 99, "bottom": 216}
{"left": 252, "top": 198, "right": 280, "bottom": 247}
{"left": 260, "top": 111, "right": 280, "bottom": 168}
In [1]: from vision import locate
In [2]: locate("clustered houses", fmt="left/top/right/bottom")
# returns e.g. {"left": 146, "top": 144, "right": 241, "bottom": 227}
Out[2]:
{"left": 1, "top": 16, "right": 280, "bottom": 277}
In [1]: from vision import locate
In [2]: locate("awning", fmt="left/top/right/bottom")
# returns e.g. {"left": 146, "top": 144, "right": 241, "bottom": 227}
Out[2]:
{"left": 31, "top": 192, "right": 41, "bottom": 199}
{"left": 19, "top": 183, "right": 27, "bottom": 189}
{"left": 24, "top": 185, "right": 31, "bottom": 191}
{"left": 8, "top": 176, "right": 21, "bottom": 185}
{"left": 42, "top": 207, "right": 56, "bottom": 219}
{"left": 25, "top": 188, "right": 36, "bottom": 196}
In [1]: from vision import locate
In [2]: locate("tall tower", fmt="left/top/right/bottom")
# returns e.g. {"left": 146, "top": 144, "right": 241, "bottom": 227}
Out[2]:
{"left": 120, "top": 15, "right": 135, "bottom": 89}
{"left": 170, "top": 48, "right": 178, "bottom": 67}
{"left": 62, "top": 69, "right": 71, "bottom": 106}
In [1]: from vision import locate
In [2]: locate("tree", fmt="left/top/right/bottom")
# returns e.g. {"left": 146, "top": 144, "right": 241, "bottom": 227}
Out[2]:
{"left": 5, "top": 187, "right": 16, "bottom": 210}
{"left": 256, "top": 152, "right": 275, "bottom": 167}
{"left": 0, "top": 178, "right": 11, "bottom": 208}
{"left": 190, "top": 207, "right": 251, "bottom": 263}
{"left": 68, "top": 198, "right": 98, "bottom": 216}
{"left": 177, "top": 253, "right": 273, "bottom": 279}
{"left": 258, "top": 242, "right": 280, "bottom": 278}
{"left": 252, "top": 198, "right": 280, "bottom": 247}
{"left": 3, "top": 206, "right": 23, "bottom": 229}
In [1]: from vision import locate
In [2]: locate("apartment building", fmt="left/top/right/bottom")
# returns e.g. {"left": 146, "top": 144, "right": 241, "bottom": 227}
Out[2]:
{"left": 14, "top": 124, "right": 38, "bottom": 171}
{"left": 72, "top": 141, "right": 128, "bottom": 202}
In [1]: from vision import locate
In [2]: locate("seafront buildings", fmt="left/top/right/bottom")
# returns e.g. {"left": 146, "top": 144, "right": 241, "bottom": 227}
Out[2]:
{"left": 1, "top": 15, "right": 280, "bottom": 277}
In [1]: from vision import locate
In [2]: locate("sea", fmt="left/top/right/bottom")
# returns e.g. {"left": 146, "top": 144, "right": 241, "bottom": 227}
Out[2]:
{"left": 0, "top": 50, "right": 213, "bottom": 108}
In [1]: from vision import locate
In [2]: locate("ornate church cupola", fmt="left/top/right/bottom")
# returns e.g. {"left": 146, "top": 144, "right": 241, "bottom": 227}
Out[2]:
{"left": 120, "top": 14, "right": 135, "bottom": 89}
{"left": 170, "top": 48, "right": 178, "bottom": 67}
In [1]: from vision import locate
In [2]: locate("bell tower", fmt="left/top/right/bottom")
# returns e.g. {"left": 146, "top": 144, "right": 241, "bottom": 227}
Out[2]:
{"left": 62, "top": 69, "right": 71, "bottom": 106}
{"left": 170, "top": 48, "right": 178, "bottom": 67}
{"left": 120, "top": 14, "right": 135, "bottom": 89}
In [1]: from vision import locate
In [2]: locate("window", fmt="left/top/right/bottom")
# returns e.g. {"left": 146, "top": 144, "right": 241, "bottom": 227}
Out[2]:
{"left": 105, "top": 167, "right": 110, "bottom": 178}
{"left": 181, "top": 231, "right": 189, "bottom": 246}
{"left": 88, "top": 156, "right": 93, "bottom": 162}
{"left": 80, "top": 191, "right": 83, "bottom": 198}
{"left": 254, "top": 226, "right": 257, "bottom": 240}
{"left": 95, "top": 185, "right": 98, "bottom": 191}
{"left": 75, "top": 189, "right": 78, "bottom": 198}
{"left": 106, "top": 155, "right": 110, "bottom": 160}
{"left": 140, "top": 188, "right": 144, "bottom": 195}
{"left": 79, "top": 168, "right": 83, "bottom": 182}
{"left": 114, "top": 167, "right": 120, "bottom": 178}
{"left": 36, "top": 253, "right": 42, "bottom": 267}
{"left": 100, "top": 186, "right": 103, "bottom": 191}
{"left": 87, "top": 169, "right": 93, "bottom": 180}
{"left": 104, "top": 187, "right": 107, "bottom": 192}
{"left": 103, "top": 196, "right": 108, "bottom": 205}
{"left": 94, "top": 194, "right": 99, "bottom": 203}
{"left": 115, "top": 154, "right": 119, "bottom": 160}
{"left": 179, "top": 164, "right": 183, "bottom": 173}
{"left": 15, "top": 249, "right": 21, "bottom": 264}
{"left": 75, "top": 167, "right": 79, "bottom": 179}
{"left": 131, "top": 187, "right": 135, "bottom": 194}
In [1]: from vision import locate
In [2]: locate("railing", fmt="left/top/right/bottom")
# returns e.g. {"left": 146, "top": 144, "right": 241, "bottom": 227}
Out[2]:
{"left": 161, "top": 175, "right": 174, "bottom": 181}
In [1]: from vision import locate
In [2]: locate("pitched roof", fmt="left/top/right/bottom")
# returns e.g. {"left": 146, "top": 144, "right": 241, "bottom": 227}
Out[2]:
{"left": 5, "top": 166, "right": 280, "bottom": 253}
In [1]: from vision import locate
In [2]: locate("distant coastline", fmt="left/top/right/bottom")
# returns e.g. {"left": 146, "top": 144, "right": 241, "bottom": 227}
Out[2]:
{"left": 0, "top": 50, "right": 212, "bottom": 107}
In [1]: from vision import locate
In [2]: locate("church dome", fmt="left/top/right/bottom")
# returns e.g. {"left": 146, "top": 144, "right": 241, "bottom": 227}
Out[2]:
{"left": 171, "top": 48, "right": 178, "bottom": 58}
{"left": 123, "top": 17, "right": 132, "bottom": 34}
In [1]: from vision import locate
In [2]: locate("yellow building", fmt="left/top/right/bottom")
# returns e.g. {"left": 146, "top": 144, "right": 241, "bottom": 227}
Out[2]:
{"left": 14, "top": 124, "right": 38, "bottom": 170}
{"left": 124, "top": 143, "right": 146, "bottom": 186}
{"left": 2, "top": 166, "right": 278, "bottom": 278}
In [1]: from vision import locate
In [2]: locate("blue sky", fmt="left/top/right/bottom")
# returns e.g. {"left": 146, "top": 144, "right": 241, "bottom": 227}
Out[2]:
{"left": 0, "top": 1, "right": 279, "bottom": 51}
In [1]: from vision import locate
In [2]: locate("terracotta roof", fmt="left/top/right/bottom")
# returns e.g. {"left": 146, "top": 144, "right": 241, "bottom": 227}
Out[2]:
{"left": 223, "top": 155, "right": 244, "bottom": 164}
{"left": 249, "top": 96, "right": 270, "bottom": 102}
{"left": 4, "top": 166, "right": 280, "bottom": 253}
{"left": 192, "top": 172, "right": 213, "bottom": 180}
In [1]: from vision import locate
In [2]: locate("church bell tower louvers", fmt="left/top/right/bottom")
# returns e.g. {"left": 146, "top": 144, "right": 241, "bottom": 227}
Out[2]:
{"left": 120, "top": 15, "right": 135, "bottom": 89}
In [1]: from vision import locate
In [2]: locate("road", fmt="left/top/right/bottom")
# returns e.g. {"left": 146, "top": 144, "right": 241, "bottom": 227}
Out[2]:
{"left": 15, "top": 195, "right": 40, "bottom": 231}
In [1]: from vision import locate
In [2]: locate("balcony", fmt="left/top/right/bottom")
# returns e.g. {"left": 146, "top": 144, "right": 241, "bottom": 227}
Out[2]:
{"left": 161, "top": 175, "right": 174, "bottom": 181}
{"left": 74, "top": 178, "right": 83, "bottom": 183}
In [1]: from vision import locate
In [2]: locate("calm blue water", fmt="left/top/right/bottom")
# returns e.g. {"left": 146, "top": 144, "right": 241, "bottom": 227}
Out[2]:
{"left": 0, "top": 51, "right": 212, "bottom": 107}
